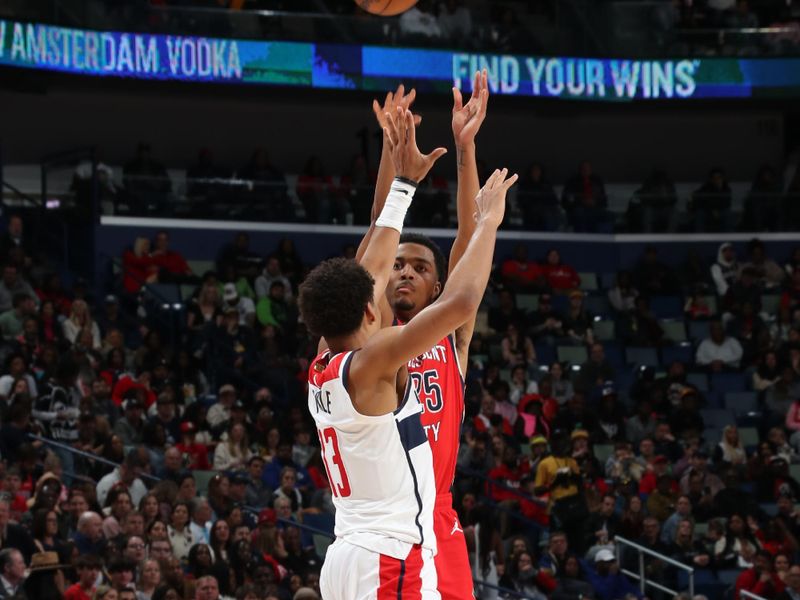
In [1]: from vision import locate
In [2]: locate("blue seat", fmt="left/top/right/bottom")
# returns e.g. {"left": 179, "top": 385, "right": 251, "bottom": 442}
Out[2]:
{"left": 557, "top": 346, "right": 588, "bottom": 366}
{"left": 661, "top": 344, "right": 693, "bottom": 366}
{"left": 705, "top": 391, "right": 724, "bottom": 409}
{"left": 717, "top": 570, "right": 740, "bottom": 586}
{"left": 585, "top": 296, "right": 612, "bottom": 317}
{"left": 679, "top": 569, "right": 717, "bottom": 588}
{"left": 602, "top": 342, "right": 625, "bottom": 368}
{"left": 687, "top": 372, "right": 709, "bottom": 392}
{"left": 725, "top": 391, "right": 758, "bottom": 417}
{"left": 600, "top": 273, "right": 617, "bottom": 289}
{"left": 615, "top": 368, "right": 638, "bottom": 393}
{"left": 700, "top": 408, "right": 735, "bottom": 429}
{"left": 688, "top": 320, "right": 711, "bottom": 341}
{"left": 534, "top": 343, "right": 556, "bottom": 367}
{"left": 625, "top": 346, "right": 659, "bottom": 367}
{"left": 594, "top": 320, "right": 616, "bottom": 341}
{"left": 650, "top": 296, "right": 683, "bottom": 318}
{"left": 711, "top": 373, "right": 748, "bottom": 394}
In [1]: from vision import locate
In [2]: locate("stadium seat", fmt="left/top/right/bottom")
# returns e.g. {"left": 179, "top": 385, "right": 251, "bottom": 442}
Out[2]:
{"left": 717, "top": 570, "right": 740, "bottom": 586}
{"left": 615, "top": 368, "right": 638, "bottom": 393}
{"left": 557, "top": 346, "right": 588, "bottom": 366}
{"left": 489, "top": 344, "right": 504, "bottom": 362}
{"left": 602, "top": 342, "right": 625, "bottom": 368}
{"left": 517, "top": 294, "right": 538, "bottom": 312}
{"left": 535, "top": 344, "right": 556, "bottom": 367}
{"left": 585, "top": 296, "right": 612, "bottom": 317}
{"left": 686, "top": 372, "right": 709, "bottom": 392}
{"left": 594, "top": 444, "right": 614, "bottom": 464}
{"left": 724, "top": 392, "right": 758, "bottom": 417}
{"left": 739, "top": 427, "right": 760, "bottom": 448}
{"left": 600, "top": 273, "right": 617, "bottom": 289}
{"left": 661, "top": 344, "right": 693, "bottom": 366}
{"left": 701, "top": 295, "right": 718, "bottom": 315}
{"left": 579, "top": 272, "right": 599, "bottom": 291}
{"left": 594, "top": 320, "right": 615, "bottom": 341}
{"left": 790, "top": 464, "right": 800, "bottom": 482}
{"left": 302, "top": 512, "right": 335, "bottom": 559}
{"left": 660, "top": 320, "right": 687, "bottom": 343}
{"left": 193, "top": 470, "right": 217, "bottom": 495}
{"left": 625, "top": 347, "right": 659, "bottom": 367}
{"left": 700, "top": 409, "right": 735, "bottom": 429}
{"left": 710, "top": 373, "right": 748, "bottom": 393}
{"left": 499, "top": 369, "right": 512, "bottom": 384}
{"left": 688, "top": 321, "right": 711, "bottom": 341}
{"left": 650, "top": 296, "right": 683, "bottom": 318}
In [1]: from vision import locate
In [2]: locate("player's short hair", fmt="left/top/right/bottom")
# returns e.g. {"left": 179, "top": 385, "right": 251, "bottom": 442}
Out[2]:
{"left": 399, "top": 233, "right": 447, "bottom": 285}
{"left": 299, "top": 257, "right": 374, "bottom": 339}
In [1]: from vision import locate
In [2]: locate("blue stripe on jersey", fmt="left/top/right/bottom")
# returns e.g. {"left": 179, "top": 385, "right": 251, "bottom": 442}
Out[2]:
{"left": 445, "top": 332, "right": 466, "bottom": 389}
{"left": 396, "top": 418, "right": 425, "bottom": 545}
{"left": 341, "top": 350, "right": 356, "bottom": 390}
{"left": 396, "top": 411, "right": 427, "bottom": 452}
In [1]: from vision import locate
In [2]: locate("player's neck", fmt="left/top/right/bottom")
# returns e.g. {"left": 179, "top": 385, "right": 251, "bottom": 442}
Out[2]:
{"left": 327, "top": 329, "right": 370, "bottom": 356}
{"left": 395, "top": 308, "right": 421, "bottom": 323}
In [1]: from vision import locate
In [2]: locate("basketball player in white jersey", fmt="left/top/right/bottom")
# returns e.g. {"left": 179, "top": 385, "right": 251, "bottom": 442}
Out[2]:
{"left": 299, "top": 107, "right": 517, "bottom": 600}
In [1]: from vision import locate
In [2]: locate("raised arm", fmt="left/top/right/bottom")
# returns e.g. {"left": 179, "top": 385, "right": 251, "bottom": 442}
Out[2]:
{"left": 354, "top": 168, "right": 517, "bottom": 385}
{"left": 355, "top": 85, "right": 421, "bottom": 263}
{"left": 358, "top": 107, "right": 446, "bottom": 311}
{"left": 449, "top": 70, "right": 489, "bottom": 369}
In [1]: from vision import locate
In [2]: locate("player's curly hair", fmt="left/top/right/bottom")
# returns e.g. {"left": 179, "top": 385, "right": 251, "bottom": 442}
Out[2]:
{"left": 299, "top": 257, "right": 375, "bottom": 339}
{"left": 399, "top": 233, "right": 447, "bottom": 286}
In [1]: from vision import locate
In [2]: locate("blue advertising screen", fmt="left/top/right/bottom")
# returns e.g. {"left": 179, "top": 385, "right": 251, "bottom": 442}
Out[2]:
{"left": 2, "top": 19, "right": 800, "bottom": 101}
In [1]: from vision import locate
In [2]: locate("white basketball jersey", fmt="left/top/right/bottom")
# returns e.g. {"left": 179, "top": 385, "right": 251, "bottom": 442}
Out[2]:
{"left": 308, "top": 349, "right": 436, "bottom": 560}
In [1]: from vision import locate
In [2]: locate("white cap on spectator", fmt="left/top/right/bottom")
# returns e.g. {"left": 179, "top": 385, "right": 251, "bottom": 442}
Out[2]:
{"left": 595, "top": 549, "right": 616, "bottom": 563}
{"left": 223, "top": 283, "right": 238, "bottom": 302}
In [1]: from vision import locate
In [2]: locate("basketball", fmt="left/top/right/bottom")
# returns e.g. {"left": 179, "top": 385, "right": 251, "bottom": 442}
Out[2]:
{"left": 354, "top": 0, "right": 418, "bottom": 16}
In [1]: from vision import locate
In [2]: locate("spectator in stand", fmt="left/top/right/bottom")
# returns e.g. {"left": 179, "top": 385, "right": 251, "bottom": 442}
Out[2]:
{"left": 735, "top": 550, "right": 785, "bottom": 600}
{"left": 151, "top": 232, "right": 192, "bottom": 283}
{"left": 632, "top": 168, "right": 678, "bottom": 233}
{"left": 517, "top": 163, "right": 563, "bottom": 231}
{"left": 528, "top": 293, "right": 565, "bottom": 342}
{"left": 437, "top": 0, "right": 472, "bottom": 46}
{"left": 63, "top": 554, "right": 102, "bottom": 600}
{"left": 711, "top": 242, "right": 740, "bottom": 297}
{"left": 696, "top": 319, "right": 744, "bottom": 370}
{"left": 541, "top": 249, "right": 580, "bottom": 293}
{"left": 222, "top": 284, "right": 255, "bottom": 329}
{"left": 782, "top": 270, "right": 800, "bottom": 313}
{"left": 551, "top": 555, "right": 595, "bottom": 600}
{"left": 742, "top": 238, "right": 787, "bottom": 290}
{"left": 562, "top": 290, "right": 594, "bottom": 345}
{"left": 577, "top": 343, "right": 615, "bottom": 394}
{"left": 239, "top": 149, "right": 290, "bottom": 221}
{"left": 501, "top": 245, "right": 546, "bottom": 291}
{"left": 502, "top": 550, "right": 556, "bottom": 599}
{"left": 500, "top": 323, "right": 536, "bottom": 369}
{"left": 632, "top": 246, "right": 680, "bottom": 296}
{"left": 692, "top": 167, "right": 733, "bottom": 232}
{"left": 509, "top": 364, "right": 538, "bottom": 405}
{"left": 619, "top": 296, "right": 665, "bottom": 347}
{"left": 607, "top": 271, "right": 638, "bottom": 313}
{"left": 488, "top": 289, "right": 526, "bottom": 334}
{"left": 213, "top": 423, "right": 252, "bottom": 471}
{"left": 585, "top": 549, "right": 642, "bottom": 600}
{"left": 714, "top": 425, "right": 747, "bottom": 468}
{"left": 779, "top": 565, "right": 800, "bottom": 600}
{"left": 0, "top": 264, "right": 39, "bottom": 314}
{"left": 399, "top": 0, "right": 442, "bottom": 39}
{"left": 0, "top": 293, "right": 37, "bottom": 341}
{"left": 561, "top": 161, "right": 609, "bottom": 233}
{"left": 62, "top": 300, "right": 101, "bottom": 349}
{"left": 254, "top": 256, "right": 292, "bottom": 301}
{"left": 0, "top": 215, "right": 34, "bottom": 267}
{"left": 122, "top": 238, "right": 158, "bottom": 295}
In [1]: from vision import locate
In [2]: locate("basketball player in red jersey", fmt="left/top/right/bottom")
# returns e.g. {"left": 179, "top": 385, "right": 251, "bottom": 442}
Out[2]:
{"left": 357, "top": 71, "right": 490, "bottom": 600}
{"left": 303, "top": 104, "right": 517, "bottom": 600}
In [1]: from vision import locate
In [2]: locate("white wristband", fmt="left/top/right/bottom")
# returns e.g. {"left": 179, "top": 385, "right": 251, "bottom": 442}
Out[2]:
{"left": 375, "top": 178, "right": 417, "bottom": 233}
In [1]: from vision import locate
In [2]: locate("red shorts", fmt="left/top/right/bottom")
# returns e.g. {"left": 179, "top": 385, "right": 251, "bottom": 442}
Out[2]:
{"left": 433, "top": 494, "right": 474, "bottom": 600}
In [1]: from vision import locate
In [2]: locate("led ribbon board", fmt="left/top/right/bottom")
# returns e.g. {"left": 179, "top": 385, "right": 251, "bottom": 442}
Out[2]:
{"left": 2, "top": 19, "right": 800, "bottom": 101}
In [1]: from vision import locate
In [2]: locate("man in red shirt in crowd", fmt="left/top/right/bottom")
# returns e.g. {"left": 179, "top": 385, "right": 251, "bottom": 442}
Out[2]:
{"left": 501, "top": 244, "right": 545, "bottom": 291}
{"left": 735, "top": 550, "right": 785, "bottom": 600}
{"left": 151, "top": 231, "right": 193, "bottom": 280}
{"left": 64, "top": 555, "right": 102, "bottom": 600}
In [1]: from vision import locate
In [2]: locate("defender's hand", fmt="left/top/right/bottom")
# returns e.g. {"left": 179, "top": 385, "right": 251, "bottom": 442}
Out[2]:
{"left": 474, "top": 168, "right": 518, "bottom": 228}
{"left": 373, "top": 84, "right": 422, "bottom": 131}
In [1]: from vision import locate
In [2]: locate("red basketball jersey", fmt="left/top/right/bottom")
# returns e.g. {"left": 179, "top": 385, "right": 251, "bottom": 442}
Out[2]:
{"left": 407, "top": 332, "right": 465, "bottom": 495}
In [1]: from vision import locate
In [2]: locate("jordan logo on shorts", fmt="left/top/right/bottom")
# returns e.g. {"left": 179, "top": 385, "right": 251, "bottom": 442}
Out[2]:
{"left": 451, "top": 519, "right": 463, "bottom": 535}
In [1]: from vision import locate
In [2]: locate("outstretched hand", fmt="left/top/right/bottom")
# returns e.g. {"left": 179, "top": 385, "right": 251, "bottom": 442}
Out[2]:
{"left": 373, "top": 84, "right": 422, "bottom": 131}
{"left": 383, "top": 107, "right": 447, "bottom": 184}
{"left": 474, "top": 168, "right": 518, "bottom": 228}
{"left": 452, "top": 69, "right": 489, "bottom": 147}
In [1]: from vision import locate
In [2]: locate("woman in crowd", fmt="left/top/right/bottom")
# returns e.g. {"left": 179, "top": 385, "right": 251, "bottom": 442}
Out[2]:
{"left": 102, "top": 488, "right": 133, "bottom": 541}
{"left": 508, "top": 364, "right": 538, "bottom": 405}
{"left": 501, "top": 323, "right": 536, "bottom": 369}
{"left": 210, "top": 519, "right": 233, "bottom": 565}
{"left": 502, "top": 550, "right": 556, "bottom": 600}
{"left": 549, "top": 361, "right": 574, "bottom": 406}
{"left": 136, "top": 559, "right": 162, "bottom": 600}
{"left": 62, "top": 299, "right": 101, "bottom": 349}
{"left": 714, "top": 512, "right": 761, "bottom": 568}
{"left": 213, "top": 423, "right": 253, "bottom": 471}
{"left": 138, "top": 493, "right": 161, "bottom": 528}
{"left": 669, "top": 519, "right": 712, "bottom": 568}
{"left": 167, "top": 501, "right": 193, "bottom": 562}
{"left": 552, "top": 555, "right": 595, "bottom": 600}
{"left": 714, "top": 425, "right": 747, "bottom": 469}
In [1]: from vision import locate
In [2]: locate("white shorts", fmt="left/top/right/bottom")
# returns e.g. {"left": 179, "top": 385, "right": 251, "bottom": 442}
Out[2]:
{"left": 320, "top": 539, "right": 440, "bottom": 600}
